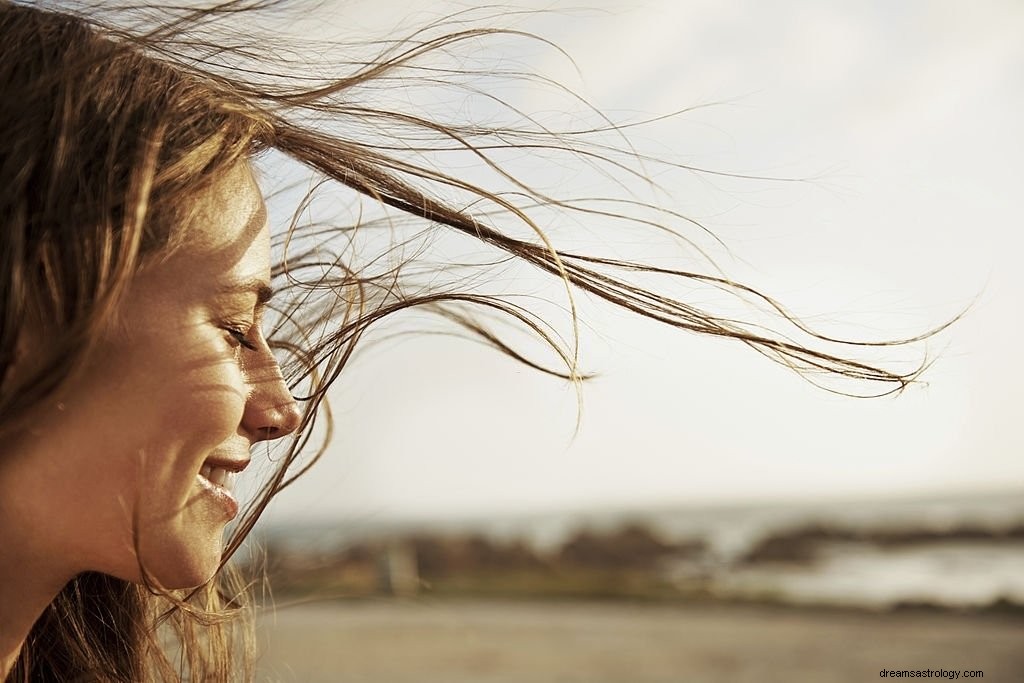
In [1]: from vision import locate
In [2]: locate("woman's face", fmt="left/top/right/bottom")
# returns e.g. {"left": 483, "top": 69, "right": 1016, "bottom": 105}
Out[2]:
{"left": 3, "top": 163, "right": 300, "bottom": 589}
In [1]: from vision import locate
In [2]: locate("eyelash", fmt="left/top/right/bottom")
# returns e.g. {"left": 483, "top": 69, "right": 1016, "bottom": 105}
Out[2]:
{"left": 224, "top": 325, "right": 258, "bottom": 351}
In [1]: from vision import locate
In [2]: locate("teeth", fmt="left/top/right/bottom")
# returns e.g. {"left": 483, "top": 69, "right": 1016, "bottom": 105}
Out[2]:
{"left": 210, "top": 466, "right": 228, "bottom": 487}
{"left": 199, "top": 465, "right": 236, "bottom": 492}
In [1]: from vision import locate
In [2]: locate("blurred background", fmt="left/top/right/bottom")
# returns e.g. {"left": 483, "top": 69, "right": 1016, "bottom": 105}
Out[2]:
{"left": 231, "top": 0, "right": 1024, "bottom": 681}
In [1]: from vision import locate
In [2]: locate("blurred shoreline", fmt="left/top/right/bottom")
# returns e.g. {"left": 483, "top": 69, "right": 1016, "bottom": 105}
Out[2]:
{"left": 253, "top": 489, "right": 1024, "bottom": 613}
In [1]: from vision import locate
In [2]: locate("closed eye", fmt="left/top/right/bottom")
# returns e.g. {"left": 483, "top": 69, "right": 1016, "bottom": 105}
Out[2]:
{"left": 225, "top": 326, "right": 258, "bottom": 351}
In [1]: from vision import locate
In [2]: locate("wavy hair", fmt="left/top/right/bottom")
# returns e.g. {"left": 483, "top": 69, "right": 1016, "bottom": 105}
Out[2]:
{"left": 0, "top": 1, "right": 950, "bottom": 680}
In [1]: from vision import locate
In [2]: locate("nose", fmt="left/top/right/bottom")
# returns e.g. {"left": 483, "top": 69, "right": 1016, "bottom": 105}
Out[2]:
{"left": 240, "top": 346, "right": 302, "bottom": 442}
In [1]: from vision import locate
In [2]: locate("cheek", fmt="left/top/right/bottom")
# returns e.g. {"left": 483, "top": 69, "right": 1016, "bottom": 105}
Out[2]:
{"left": 146, "top": 361, "right": 248, "bottom": 481}
{"left": 116, "top": 337, "right": 249, "bottom": 508}
{"left": 148, "top": 327, "right": 248, "bottom": 428}
{"left": 129, "top": 359, "right": 248, "bottom": 586}
{"left": 165, "top": 368, "right": 248, "bottom": 445}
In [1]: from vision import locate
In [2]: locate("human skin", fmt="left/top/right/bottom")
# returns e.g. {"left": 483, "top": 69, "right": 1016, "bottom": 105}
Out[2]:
{"left": 0, "top": 162, "right": 301, "bottom": 673}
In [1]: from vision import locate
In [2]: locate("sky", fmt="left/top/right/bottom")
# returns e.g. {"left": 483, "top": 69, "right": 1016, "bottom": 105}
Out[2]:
{"left": 238, "top": 0, "right": 1024, "bottom": 524}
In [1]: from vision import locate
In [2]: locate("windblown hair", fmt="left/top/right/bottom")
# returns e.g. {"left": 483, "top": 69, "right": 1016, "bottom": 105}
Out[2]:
{"left": 0, "top": 0, "right": 948, "bottom": 680}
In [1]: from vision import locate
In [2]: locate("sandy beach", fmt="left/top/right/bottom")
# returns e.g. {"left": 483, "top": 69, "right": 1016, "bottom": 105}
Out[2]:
{"left": 255, "top": 600, "right": 1024, "bottom": 682}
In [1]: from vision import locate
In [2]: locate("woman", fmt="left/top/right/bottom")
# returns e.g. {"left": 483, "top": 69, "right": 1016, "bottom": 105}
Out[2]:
{"left": 0, "top": 1, "right": 942, "bottom": 680}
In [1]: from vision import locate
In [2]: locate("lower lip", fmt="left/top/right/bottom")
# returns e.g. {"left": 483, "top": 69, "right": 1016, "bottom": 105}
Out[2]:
{"left": 195, "top": 473, "right": 239, "bottom": 520}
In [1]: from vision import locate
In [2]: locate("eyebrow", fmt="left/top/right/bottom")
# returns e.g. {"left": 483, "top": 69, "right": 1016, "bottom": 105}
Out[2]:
{"left": 218, "top": 278, "right": 275, "bottom": 307}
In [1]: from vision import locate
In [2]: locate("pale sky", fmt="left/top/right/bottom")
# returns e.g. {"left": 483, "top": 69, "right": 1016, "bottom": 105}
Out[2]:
{"left": 240, "top": 0, "right": 1024, "bottom": 524}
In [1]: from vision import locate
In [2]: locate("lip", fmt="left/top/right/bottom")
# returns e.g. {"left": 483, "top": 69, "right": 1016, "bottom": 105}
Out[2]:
{"left": 195, "top": 454, "right": 249, "bottom": 520}
{"left": 201, "top": 455, "right": 251, "bottom": 473}
{"left": 195, "top": 471, "right": 240, "bottom": 520}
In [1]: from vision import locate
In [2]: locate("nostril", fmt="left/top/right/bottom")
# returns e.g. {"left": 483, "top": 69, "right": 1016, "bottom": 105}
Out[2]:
{"left": 241, "top": 374, "right": 302, "bottom": 441}
{"left": 256, "top": 401, "right": 301, "bottom": 442}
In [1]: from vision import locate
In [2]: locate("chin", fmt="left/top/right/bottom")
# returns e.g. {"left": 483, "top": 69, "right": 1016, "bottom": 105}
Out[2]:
{"left": 135, "top": 523, "right": 228, "bottom": 590}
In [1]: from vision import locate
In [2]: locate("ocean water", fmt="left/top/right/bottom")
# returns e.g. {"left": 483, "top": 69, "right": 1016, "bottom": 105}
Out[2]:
{"left": 261, "top": 489, "right": 1024, "bottom": 609}
{"left": 711, "top": 542, "right": 1024, "bottom": 608}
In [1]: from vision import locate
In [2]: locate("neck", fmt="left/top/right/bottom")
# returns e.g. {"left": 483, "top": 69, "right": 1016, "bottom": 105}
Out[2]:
{"left": 0, "top": 443, "right": 75, "bottom": 679}
{"left": 0, "top": 541, "right": 69, "bottom": 679}
{"left": 0, "top": 435, "right": 80, "bottom": 679}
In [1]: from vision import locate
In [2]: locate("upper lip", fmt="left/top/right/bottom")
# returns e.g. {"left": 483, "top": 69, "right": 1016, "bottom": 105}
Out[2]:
{"left": 202, "top": 455, "right": 251, "bottom": 473}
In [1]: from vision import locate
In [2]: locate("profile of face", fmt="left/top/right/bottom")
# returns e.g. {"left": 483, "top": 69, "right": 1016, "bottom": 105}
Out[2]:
{"left": 1, "top": 163, "right": 300, "bottom": 590}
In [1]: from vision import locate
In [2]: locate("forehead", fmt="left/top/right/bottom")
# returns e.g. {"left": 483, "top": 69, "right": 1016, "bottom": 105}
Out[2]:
{"left": 138, "top": 163, "right": 270, "bottom": 299}
{"left": 183, "top": 163, "right": 267, "bottom": 254}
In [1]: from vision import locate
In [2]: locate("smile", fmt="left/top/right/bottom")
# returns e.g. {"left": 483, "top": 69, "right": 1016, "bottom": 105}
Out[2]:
{"left": 197, "top": 455, "right": 251, "bottom": 494}
{"left": 195, "top": 456, "right": 249, "bottom": 519}
{"left": 198, "top": 463, "right": 237, "bottom": 493}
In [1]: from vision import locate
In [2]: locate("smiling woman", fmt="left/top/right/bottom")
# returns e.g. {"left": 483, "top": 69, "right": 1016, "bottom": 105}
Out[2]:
{"left": 1, "top": 163, "right": 293, "bottom": 590}
{"left": 0, "top": 1, "right": 948, "bottom": 681}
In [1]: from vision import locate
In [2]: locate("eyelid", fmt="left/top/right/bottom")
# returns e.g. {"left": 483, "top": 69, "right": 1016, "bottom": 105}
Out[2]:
{"left": 229, "top": 328, "right": 258, "bottom": 351}
{"left": 223, "top": 322, "right": 259, "bottom": 351}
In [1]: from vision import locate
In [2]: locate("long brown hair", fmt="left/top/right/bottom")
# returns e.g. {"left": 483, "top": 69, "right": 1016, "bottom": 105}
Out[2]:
{"left": 0, "top": 1, "right": 951, "bottom": 680}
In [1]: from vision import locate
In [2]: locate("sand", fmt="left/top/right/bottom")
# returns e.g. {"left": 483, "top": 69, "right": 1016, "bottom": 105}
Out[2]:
{"left": 255, "top": 600, "right": 1024, "bottom": 682}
